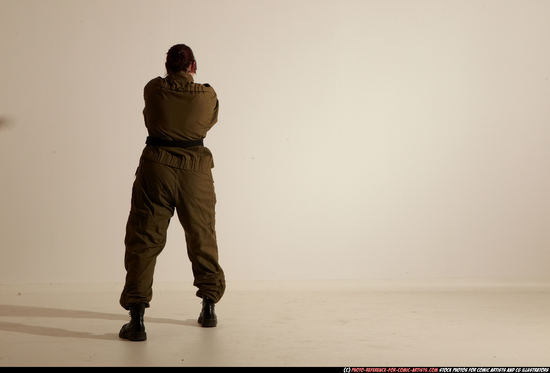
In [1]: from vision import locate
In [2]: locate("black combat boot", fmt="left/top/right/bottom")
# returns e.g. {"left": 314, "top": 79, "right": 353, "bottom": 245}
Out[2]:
{"left": 119, "top": 303, "right": 147, "bottom": 341}
{"left": 198, "top": 297, "right": 217, "bottom": 327}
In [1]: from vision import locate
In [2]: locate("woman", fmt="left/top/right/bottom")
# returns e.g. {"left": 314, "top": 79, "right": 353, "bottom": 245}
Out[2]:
{"left": 119, "top": 44, "right": 225, "bottom": 341}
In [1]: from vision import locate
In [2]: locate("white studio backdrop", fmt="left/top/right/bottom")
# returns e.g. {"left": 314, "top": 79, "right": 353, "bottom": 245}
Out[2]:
{"left": 0, "top": 0, "right": 549, "bottom": 285}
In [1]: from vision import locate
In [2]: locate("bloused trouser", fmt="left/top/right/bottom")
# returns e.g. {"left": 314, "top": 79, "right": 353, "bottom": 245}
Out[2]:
{"left": 120, "top": 144, "right": 225, "bottom": 310}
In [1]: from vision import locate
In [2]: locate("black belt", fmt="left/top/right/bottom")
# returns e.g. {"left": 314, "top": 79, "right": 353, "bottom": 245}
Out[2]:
{"left": 146, "top": 136, "right": 203, "bottom": 148}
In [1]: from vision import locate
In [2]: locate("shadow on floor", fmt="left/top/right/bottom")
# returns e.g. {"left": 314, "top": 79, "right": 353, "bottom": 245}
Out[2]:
{"left": 0, "top": 321, "right": 118, "bottom": 340}
{"left": 0, "top": 116, "right": 11, "bottom": 129}
{"left": 0, "top": 304, "right": 200, "bottom": 340}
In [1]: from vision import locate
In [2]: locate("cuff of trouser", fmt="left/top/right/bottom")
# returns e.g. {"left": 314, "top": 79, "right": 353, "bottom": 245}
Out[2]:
{"left": 120, "top": 294, "right": 151, "bottom": 310}
{"left": 196, "top": 291, "right": 220, "bottom": 304}
{"left": 195, "top": 280, "right": 225, "bottom": 304}
{"left": 121, "top": 302, "right": 150, "bottom": 311}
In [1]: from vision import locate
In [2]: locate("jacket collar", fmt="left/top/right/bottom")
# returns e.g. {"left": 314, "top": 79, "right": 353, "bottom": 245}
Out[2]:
{"left": 167, "top": 70, "right": 194, "bottom": 83}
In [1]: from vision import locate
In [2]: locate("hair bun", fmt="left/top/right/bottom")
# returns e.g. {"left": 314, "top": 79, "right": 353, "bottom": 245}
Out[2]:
{"left": 165, "top": 44, "right": 195, "bottom": 74}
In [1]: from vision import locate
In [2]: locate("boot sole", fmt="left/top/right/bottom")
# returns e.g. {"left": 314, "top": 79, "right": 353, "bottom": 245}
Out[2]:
{"left": 119, "top": 329, "right": 147, "bottom": 341}
{"left": 198, "top": 316, "right": 217, "bottom": 328}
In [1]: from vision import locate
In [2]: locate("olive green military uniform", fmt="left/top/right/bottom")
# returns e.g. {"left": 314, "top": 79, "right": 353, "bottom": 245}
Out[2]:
{"left": 120, "top": 71, "right": 225, "bottom": 310}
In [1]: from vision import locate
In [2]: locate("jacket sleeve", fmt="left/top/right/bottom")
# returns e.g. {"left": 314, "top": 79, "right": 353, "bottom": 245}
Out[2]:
{"left": 142, "top": 78, "right": 158, "bottom": 123}
{"left": 205, "top": 84, "right": 219, "bottom": 128}
{"left": 210, "top": 97, "right": 219, "bottom": 127}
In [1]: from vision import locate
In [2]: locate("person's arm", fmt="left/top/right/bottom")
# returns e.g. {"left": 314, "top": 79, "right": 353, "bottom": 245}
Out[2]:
{"left": 142, "top": 78, "right": 157, "bottom": 130}
{"left": 203, "top": 83, "right": 219, "bottom": 129}
{"left": 210, "top": 97, "right": 219, "bottom": 127}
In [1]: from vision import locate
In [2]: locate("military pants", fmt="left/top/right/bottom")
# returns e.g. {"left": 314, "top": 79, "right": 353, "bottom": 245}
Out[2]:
{"left": 120, "top": 145, "right": 225, "bottom": 310}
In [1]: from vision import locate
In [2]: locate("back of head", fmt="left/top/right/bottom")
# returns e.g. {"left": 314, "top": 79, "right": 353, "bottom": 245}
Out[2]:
{"left": 165, "top": 44, "right": 196, "bottom": 75}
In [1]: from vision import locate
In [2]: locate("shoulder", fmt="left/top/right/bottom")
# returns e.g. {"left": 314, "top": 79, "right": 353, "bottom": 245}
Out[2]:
{"left": 144, "top": 75, "right": 216, "bottom": 96}
{"left": 182, "top": 81, "right": 217, "bottom": 97}
{"left": 148, "top": 76, "right": 163, "bottom": 84}
{"left": 148, "top": 76, "right": 163, "bottom": 85}
{"left": 199, "top": 82, "right": 217, "bottom": 97}
{"left": 144, "top": 76, "right": 162, "bottom": 91}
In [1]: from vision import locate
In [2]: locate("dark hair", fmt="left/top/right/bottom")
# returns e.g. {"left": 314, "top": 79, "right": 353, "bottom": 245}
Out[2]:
{"left": 165, "top": 44, "right": 196, "bottom": 74}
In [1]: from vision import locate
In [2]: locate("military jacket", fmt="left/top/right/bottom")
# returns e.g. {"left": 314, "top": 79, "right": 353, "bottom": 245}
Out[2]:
{"left": 141, "top": 71, "right": 219, "bottom": 164}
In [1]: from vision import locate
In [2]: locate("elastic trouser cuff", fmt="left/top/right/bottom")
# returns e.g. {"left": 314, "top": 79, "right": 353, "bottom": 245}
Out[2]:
{"left": 195, "top": 277, "right": 226, "bottom": 303}
{"left": 120, "top": 293, "right": 151, "bottom": 310}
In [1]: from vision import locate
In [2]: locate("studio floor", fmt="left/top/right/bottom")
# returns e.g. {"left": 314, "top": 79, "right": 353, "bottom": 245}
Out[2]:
{"left": 0, "top": 280, "right": 548, "bottom": 367}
